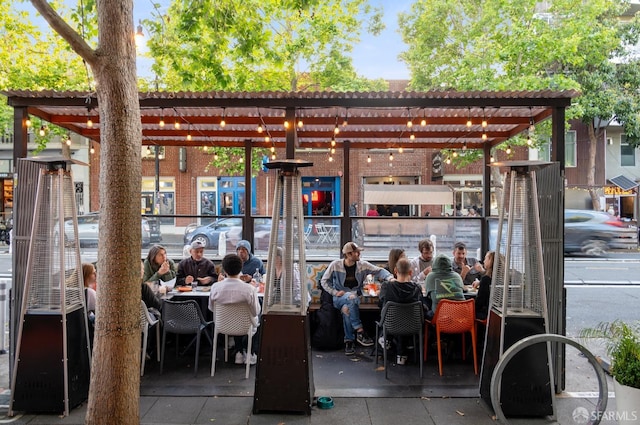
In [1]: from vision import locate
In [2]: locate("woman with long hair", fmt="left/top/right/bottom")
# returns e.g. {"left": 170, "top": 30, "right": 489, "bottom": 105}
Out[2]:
{"left": 385, "top": 248, "right": 406, "bottom": 278}
{"left": 475, "top": 251, "right": 503, "bottom": 320}
{"left": 142, "top": 244, "right": 177, "bottom": 284}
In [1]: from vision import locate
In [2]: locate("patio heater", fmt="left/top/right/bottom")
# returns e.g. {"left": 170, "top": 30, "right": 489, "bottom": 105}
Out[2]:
{"left": 9, "top": 157, "right": 91, "bottom": 416}
{"left": 253, "top": 159, "right": 314, "bottom": 415}
{"left": 479, "top": 161, "right": 555, "bottom": 418}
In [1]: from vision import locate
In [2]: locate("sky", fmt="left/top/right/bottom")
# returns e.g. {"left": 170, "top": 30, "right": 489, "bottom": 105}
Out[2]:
{"left": 21, "top": 0, "right": 413, "bottom": 81}
{"left": 133, "top": 0, "right": 413, "bottom": 81}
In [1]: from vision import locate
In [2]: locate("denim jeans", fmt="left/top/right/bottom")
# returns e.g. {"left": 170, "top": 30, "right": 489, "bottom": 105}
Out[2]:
{"left": 333, "top": 292, "right": 362, "bottom": 342}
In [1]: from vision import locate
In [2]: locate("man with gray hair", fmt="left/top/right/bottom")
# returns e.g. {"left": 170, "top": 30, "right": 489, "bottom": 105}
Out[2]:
{"left": 176, "top": 240, "right": 218, "bottom": 287}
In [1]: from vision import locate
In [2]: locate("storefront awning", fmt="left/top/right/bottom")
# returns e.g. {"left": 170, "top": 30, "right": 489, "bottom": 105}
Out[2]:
{"left": 363, "top": 184, "right": 453, "bottom": 205}
{"left": 609, "top": 175, "right": 639, "bottom": 191}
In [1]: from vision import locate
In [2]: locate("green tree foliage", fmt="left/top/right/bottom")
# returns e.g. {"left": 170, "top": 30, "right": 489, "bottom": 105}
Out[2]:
{"left": 399, "top": 0, "right": 640, "bottom": 210}
{"left": 142, "top": 0, "right": 387, "bottom": 172}
{"left": 0, "top": 0, "right": 91, "bottom": 149}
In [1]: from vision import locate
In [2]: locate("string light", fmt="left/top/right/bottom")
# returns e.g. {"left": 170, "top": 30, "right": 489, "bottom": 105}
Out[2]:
{"left": 159, "top": 108, "right": 165, "bottom": 128}
{"left": 65, "top": 134, "right": 72, "bottom": 146}
{"left": 406, "top": 109, "right": 413, "bottom": 128}
{"left": 90, "top": 145, "right": 95, "bottom": 154}
{"left": 367, "top": 155, "right": 371, "bottom": 163}
{"left": 343, "top": 109, "right": 349, "bottom": 127}
{"left": 220, "top": 108, "right": 226, "bottom": 128}
{"left": 331, "top": 137, "right": 336, "bottom": 147}
{"left": 174, "top": 119, "right": 181, "bottom": 130}
{"left": 39, "top": 125, "right": 46, "bottom": 137}
{"left": 25, "top": 118, "right": 32, "bottom": 127}
{"left": 410, "top": 132, "right": 415, "bottom": 140}
{"left": 482, "top": 132, "right": 487, "bottom": 141}
{"left": 389, "top": 152, "right": 394, "bottom": 161}
{"left": 271, "top": 153, "right": 276, "bottom": 160}
{"left": 420, "top": 109, "right": 426, "bottom": 126}
{"left": 186, "top": 132, "right": 192, "bottom": 141}
{"left": 398, "top": 146, "right": 404, "bottom": 154}
{"left": 297, "top": 118, "right": 304, "bottom": 128}
{"left": 445, "top": 157, "right": 451, "bottom": 164}
{"left": 283, "top": 120, "right": 290, "bottom": 129}
{"left": 452, "top": 151, "right": 458, "bottom": 158}
{"left": 482, "top": 107, "right": 488, "bottom": 128}
{"left": 328, "top": 155, "right": 334, "bottom": 162}
{"left": 527, "top": 135, "right": 532, "bottom": 145}
{"left": 490, "top": 154, "right": 495, "bottom": 163}
{"left": 238, "top": 156, "right": 243, "bottom": 163}
{"left": 334, "top": 123, "right": 340, "bottom": 135}
{"left": 213, "top": 152, "right": 219, "bottom": 161}
{"left": 86, "top": 107, "right": 94, "bottom": 128}
{"left": 146, "top": 146, "right": 151, "bottom": 155}
{"left": 257, "top": 123, "right": 263, "bottom": 133}
{"left": 330, "top": 147, "right": 336, "bottom": 154}
{"left": 506, "top": 145, "right": 512, "bottom": 155}
{"left": 265, "top": 134, "right": 270, "bottom": 143}
{"left": 462, "top": 142, "right": 467, "bottom": 150}
{"left": 270, "top": 146, "right": 275, "bottom": 153}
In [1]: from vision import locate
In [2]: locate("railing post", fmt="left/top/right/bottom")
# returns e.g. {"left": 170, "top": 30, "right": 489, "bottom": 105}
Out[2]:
{"left": 0, "top": 279, "right": 7, "bottom": 354}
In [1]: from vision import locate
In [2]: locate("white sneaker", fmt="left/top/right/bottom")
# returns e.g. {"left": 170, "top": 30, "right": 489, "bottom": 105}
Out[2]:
{"left": 248, "top": 353, "right": 257, "bottom": 365}
{"left": 235, "top": 351, "right": 245, "bottom": 365}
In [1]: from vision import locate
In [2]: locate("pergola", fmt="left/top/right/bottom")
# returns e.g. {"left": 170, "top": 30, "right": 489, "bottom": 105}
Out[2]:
{"left": 4, "top": 88, "right": 579, "bottom": 393}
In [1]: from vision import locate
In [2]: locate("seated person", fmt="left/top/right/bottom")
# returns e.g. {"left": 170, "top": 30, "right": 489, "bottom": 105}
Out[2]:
{"left": 82, "top": 263, "right": 97, "bottom": 312}
{"left": 424, "top": 254, "right": 465, "bottom": 319}
{"left": 451, "top": 241, "right": 484, "bottom": 286}
{"left": 209, "top": 253, "right": 262, "bottom": 365}
{"left": 475, "top": 251, "right": 503, "bottom": 320}
{"left": 236, "top": 240, "right": 265, "bottom": 283}
{"left": 377, "top": 257, "right": 423, "bottom": 365}
{"left": 143, "top": 244, "right": 177, "bottom": 284}
{"left": 321, "top": 241, "right": 393, "bottom": 356}
{"left": 384, "top": 248, "right": 406, "bottom": 278}
{"left": 140, "top": 261, "right": 162, "bottom": 312}
{"left": 267, "top": 246, "right": 308, "bottom": 306}
{"left": 176, "top": 241, "right": 217, "bottom": 287}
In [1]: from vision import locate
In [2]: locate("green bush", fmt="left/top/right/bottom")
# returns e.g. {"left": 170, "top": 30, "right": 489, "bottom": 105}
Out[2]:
{"left": 580, "top": 320, "right": 640, "bottom": 389}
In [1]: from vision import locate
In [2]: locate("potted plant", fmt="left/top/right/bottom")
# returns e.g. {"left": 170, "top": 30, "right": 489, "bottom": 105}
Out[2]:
{"left": 580, "top": 320, "right": 640, "bottom": 423}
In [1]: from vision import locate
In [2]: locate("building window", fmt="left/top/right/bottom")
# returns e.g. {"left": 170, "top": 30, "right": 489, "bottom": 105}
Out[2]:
{"left": 533, "top": 131, "right": 576, "bottom": 166}
{"left": 621, "top": 135, "right": 635, "bottom": 166}
{"left": 565, "top": 130, "right": 576, "bottom": 167}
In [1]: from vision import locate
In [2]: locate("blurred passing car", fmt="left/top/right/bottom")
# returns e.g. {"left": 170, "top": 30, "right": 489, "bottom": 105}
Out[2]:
{"left": 564, "top": 209, "right": 637, "bottom": 255}
{"left": 62, "top": 213, "right": 161, "bottom": 247}
{"left": 184, "top": 218, "right": 272, "bottom": 250}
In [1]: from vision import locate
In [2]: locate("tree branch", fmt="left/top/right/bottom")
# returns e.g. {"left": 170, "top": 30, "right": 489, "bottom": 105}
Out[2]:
{"left": 29, "top": 0, "right": 97, "bottom": 67}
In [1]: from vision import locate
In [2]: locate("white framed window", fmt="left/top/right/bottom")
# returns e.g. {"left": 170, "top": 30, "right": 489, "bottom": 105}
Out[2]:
{"left": 621, "top": 135, "right": 635, "bottom": 166}
{"left": 532, "top": 131, "right": 576, "bottom": 166}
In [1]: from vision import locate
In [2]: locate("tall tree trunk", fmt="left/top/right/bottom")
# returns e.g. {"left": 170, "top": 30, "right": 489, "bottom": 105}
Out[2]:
{"left": 587, "top": 123, "right": 601, "bottom": 211}
{"left": 29, "top": 0, "right": 142, "bottom": 423}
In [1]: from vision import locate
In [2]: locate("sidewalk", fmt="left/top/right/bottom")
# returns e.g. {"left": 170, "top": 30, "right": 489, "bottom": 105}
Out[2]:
{"left": 0, "top": 343, "right": 625, "bottom": 425}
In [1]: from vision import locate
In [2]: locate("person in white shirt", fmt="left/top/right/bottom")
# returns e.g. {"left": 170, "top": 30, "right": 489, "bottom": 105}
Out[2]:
{"left": 209, "top": 253, "right": 262, "bottom": 365}
{"left": 409, "top": 238, "right": 434, "bottom": 286}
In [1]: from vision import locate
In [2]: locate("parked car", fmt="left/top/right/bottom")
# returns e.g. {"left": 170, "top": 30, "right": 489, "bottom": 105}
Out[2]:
{"left": 564, "top": 209, "right": 637, "bottom": 255}
{"left": 184, "top": 218, "right": 272, "bottom": 250}
{"left": 61, "top": 213, "right": 161, "bottom": 247}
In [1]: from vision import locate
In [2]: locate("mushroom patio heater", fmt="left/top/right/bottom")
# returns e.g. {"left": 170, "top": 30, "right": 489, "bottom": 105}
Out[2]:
{"left": 253, "top": 159, "right": 314, "bottom": 415}
{"left": 479, "top": 161, "right": 555, "bottom": 418}
{"left": 9, "top": 157, "right": 91, "bottom": 416}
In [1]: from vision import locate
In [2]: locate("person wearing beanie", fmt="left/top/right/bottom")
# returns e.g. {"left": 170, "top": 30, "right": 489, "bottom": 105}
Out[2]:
{"left": 424, "top": 253, "right": 465, "bottom": 319}
{"left": 235, "top": 240, "right": 265, "bottom": 283}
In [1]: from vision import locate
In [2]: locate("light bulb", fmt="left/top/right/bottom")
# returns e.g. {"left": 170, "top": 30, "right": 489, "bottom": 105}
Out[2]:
{"left": 482, "top": 119, "right": 488, "bottom": 128}
{"left": 328, "top": 156, "right": 334, "bottom": 162}
{"left": 39, "top": 126, "right": 45, "bottom": 137}
{"left": 65, "top": 136, "right": 71, "bottom": 146}
{"left": 399, "top": 147, "right": 404, "bottom": 153}
{"left": 527, "top": 136, "right": 532, "bottom": 146}
{"left": 334, "top": 125, "right": 340, "bottom": 135}
{"left": 186, "top": 133, "right": 192, "bottom": 141}
{"left": 270, "top": 146, "right": 275, "bottom": 153}
{"left": 159, "top": 117, "right": 165, "bottom": 128}
{"left": 462, "top": 143, "right": 467, "bottom": 150}
{"left": 421, "top": 118, "right": 426, "bottom": 126}
{"left": 466, "top": 119, "right": 472, "bottom": 127}
{"left": 87, "top": 118, "right": 93, "bottom": 128}
{"left": 265, "top": 135, "right": 270, "bottom": 143}
{"left": 297, "top": 119, "right": 303, "bottom": 128}
{"left": 146, "top": 146, "right": 151, "bottom": 155}
{"left": 506, "top": 146, "right": 512, "bottom": 155}
{"left": 490, "top": 155, "right": 495, "bottom": 163}
{"left": 482, "top": 133, "right": 487, "bottom": 141}
{"left": 283, "top": 120, "right": 290, "bottom": 129}
{"left": 90, "top": 146, "right": 95, "bottom": 154}
{"left": 271, "top": 153, "right": 276, "bottom": 160}
{"left": 410, "top": 133, "right": 415, "bottom": 140}
{"left": 238, "top": 157, "right": 243, "bottom": 163}
{"left": 213, "top": 153, "right": 219, "bottom": 160}
{"left": 257, "top": 124, "right": 263, "bottom": 133}
{"left": 389, "top": 153, "right": 394, "bottom": 161}
{"left": 174, "top": 120, "right": 181, "bottom": 129}
{"left": 367, "top": 155, "right": 371, "bottom": 163}
{"left": 407, "top": 119, "right": 413, "bottom": 128}
{"left": 331, "top": 139, "right": 336, "bottom": 147}
{"left": 445, "top": 157, "right": 451, "bottom": 164}
{"left": 25, "top": 118, "right": 32, "bottom": 127}
{"left": 452, "top": 151, "right": 458, "bottom": 158}
{"left": 220, "top": 118, "right": 226, "bottom": 128}
{"left": 331, "top": 147, "right": 336, "bottom": 154}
